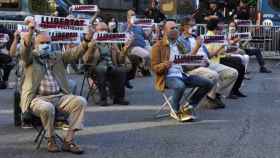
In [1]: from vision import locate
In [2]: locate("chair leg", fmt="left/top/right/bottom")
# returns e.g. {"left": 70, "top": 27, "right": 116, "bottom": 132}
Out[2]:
{"left": 154, "top": 93, "right": 173, "bottom": 119}
{"left": 79, "top": 74, "right": 87, "bottom": 96}
{"left": 36, "top": 129, "right": 46, "bottom": 150}
{"left": 55, "top": 133, "right": 64, "bottom": 143}
{"left": 34, "top": 127, "right": 44, "bottom": 143}
{"left": 162, "top": 93, "right": 176, "bottom": 114}
{"left": 86, "top": 78, "right": 95, "bottom": 101}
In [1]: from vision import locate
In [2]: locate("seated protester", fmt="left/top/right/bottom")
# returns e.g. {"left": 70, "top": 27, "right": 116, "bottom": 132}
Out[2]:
{"left": 124, "top": 9, "right": 151, "bottom": 87}
{"left": 20, "top": 19, "right": 95, "bottom": 154}
{"left": 0, "top": 34, "right": 15, "bottom": 89}
{"left": 84, "top": 22, "right": 129, "bottom": 106}
{"left": 10, "top": 31, "right": 78, "bottom": 94}
{"left": 151, "top": 20, "right": 214, "bottom": 122}
{"left": 179, "top": 15, "right": 238, "bottom": 109}
{"left": 229, "top": 21, "right": 272, "bottom": 73}
{"left": 227, "top": 21, "right": 250, "bottom": 74}
{"left": 108, "top": 17, "right": 119, "bottom": 33}
{"left": 205, "top": 17, "right": 246, "bottom": 99}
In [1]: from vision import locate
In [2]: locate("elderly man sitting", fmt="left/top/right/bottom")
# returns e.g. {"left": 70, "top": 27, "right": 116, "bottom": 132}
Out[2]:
{"left": 84, "top": 22, "right": 130, "bottom": 106}
{"left": 20, "top": 19, "right": 95, "bottom": 154}
{"left": 151, "top": 20, "right": 214, "bottom": 122}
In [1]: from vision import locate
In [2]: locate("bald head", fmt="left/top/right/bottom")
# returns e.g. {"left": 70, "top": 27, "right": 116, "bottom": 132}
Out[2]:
{"left": 163, "top": 20, "right": 179, "bottom": 41}
{"left": 163, "top": 21, "right": 177, "bottom": 35}
{"left": 35, "top": 32, "right": 51, "bottom": 48}
{"left": 95, "top": 22, "right": 108, "bottom": 32}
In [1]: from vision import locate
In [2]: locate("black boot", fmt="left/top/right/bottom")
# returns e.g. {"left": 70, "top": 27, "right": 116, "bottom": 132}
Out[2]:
{"left": 125, "top": 81, "right": 133, "bottom": 89}
{"left": 260, "top": 67, "right": 272, "bottom": 73}
{"left": 113, "top": 98, "right": 130, "bottom": 105}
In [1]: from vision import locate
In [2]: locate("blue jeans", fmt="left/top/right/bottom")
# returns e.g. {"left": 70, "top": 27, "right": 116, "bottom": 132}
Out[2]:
{"left": 166, "top": 74, "right": 214, "bottom": 112}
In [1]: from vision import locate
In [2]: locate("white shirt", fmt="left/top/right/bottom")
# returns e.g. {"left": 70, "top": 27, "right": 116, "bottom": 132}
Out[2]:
{"left": 166, "top": 42, "right": 184, "bottom": 78}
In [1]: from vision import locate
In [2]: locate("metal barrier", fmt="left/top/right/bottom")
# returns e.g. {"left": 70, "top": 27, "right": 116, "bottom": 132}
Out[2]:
{"left": 197, "top": 24, "right": 280, "bottom": 57}
{"left": 237, "top": 25, "right": 280, "bottom": 57}
{"left": 0, "top": 20, "right": 24, "bottom": 31}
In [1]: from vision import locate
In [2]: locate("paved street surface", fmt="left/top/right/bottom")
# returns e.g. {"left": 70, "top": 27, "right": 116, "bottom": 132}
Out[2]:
{"left": 0, "top": 60, "right": 280, "bottom": 158}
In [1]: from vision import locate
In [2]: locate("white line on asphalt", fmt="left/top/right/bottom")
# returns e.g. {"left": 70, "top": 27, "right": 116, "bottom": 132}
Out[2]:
{"left": 0, "top": 105, "right": 167, "bottom": 114}
{"left": 79, "top": 119, "right": 231, "bottom": 136}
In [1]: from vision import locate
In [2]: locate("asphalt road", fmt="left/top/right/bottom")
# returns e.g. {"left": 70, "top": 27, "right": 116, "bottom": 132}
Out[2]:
{"left": 0, "top": 60, "right": 280, "bottom": 158}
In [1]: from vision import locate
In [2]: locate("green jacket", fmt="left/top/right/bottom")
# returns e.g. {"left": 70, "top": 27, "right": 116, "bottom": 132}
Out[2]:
{"left": 20, "top": 41, "right": 90, "bottom": 113}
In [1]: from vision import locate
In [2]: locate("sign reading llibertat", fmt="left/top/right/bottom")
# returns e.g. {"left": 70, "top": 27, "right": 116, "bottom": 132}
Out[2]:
{"left": 34, "top": 15, "right": 90, "bottom": 33}
{"left": 203, "top": 35, "right": 226, "bottom": 45}
{"left": 93, "top": 32, "right": 128, "bottom": 43}
{"left": 134, "top": 18, "right": 154, "bottom": 30}
{"left": 48, "top": 31, "right": 81, "bottom": 44}
{"left": 70, "top": 5, "right": 98, "bottom": 12}
{"left": 235, "top": 19, "right": 252, "bottom": 26}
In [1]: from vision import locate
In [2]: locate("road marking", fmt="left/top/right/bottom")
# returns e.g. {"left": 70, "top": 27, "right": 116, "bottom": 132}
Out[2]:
{"left": 0, "top": 105, "right": 169, "bottom": 114}
{"left": 79, "top": 119, "right": 231, "bottom": 136}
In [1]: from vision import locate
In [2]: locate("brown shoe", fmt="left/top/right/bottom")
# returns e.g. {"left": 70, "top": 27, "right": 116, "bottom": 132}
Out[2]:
{"left": 47, "top": 137, "right": 60, "bottom": 153}
{"left": 62, "top": 140, "right": 84, "bottom": 154}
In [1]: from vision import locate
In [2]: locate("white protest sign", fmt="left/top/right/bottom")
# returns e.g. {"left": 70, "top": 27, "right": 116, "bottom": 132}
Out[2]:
{"left": 48, "top": 31, "right": 81, "bottom": 44}
{"left": 134, "top": 18, "right": 154, "bottom": 30}
{"left": 93, "top": 32, "right": 128, "bottom": 43}
{"left": 34, "top": 15, "right": 90, "bottom": 33}
{"left": 173, "top": 55, "right": 206, "bottom": 66}
{"left": 203, "top": 35, "right": 226, "bottom": 45}
{"left": 70, "top": 5, "right": 98, "bottom": 12}
{"left": 17, "top": 24, "right": 28, "bottom": 33}
{"left": 0, "top": 33, "right": 9, "bottom": 43}
{"left": 233, "top": 32, "right": 252, "bottom": 41}
{"left": 235, "top": 19, "right": 252, "bottom": 26}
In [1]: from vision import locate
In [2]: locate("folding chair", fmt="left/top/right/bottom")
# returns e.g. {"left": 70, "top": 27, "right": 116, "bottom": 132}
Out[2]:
{"left": 22, "top": 110, "right": 69, "bottom": 149}
{"left": 154, "top": 87, "right": 198, "bottom": 119}
{"left": 79, "top": 64, "right": 97, "bottom": 101}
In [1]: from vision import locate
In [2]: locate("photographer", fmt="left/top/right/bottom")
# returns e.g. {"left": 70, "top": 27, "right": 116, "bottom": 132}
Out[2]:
{"left": 84, "top": 22, "right": 129, "bottom": 106}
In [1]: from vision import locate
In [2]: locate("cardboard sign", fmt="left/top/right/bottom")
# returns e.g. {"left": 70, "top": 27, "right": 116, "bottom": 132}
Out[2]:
{"left": 235, "top": 19, "right": 252, "bottom": 26}
{"left": 203, "top": 35, "right": 226, "bottom": 45}
{"left": 225, "top": 45, "right": 239, "bottom": 53}
{"left": 0, "top": 33, "right": 9, "bottom": 43}
{"left": 17, "top": 24, "right": 28, "bottom": 33}
{"left": 173, "top": 55, "right": 205, "bottom": 66}
{"left": 34, "top": 15, "right": 90, "bottom": 32}
{"left": 93, "top": 32, "right": 128, "bottom": 43}
{"left": 233, "top": 32, "right": 251, "bottom": 41}
{"left": 134, "top": 18, "right": 154, "bottom": 30}
{"left": 48, "top": 31, "right": 81, "bottom": 44}
{"left": 70, "top": 5, "right": 98, "bottom": 12}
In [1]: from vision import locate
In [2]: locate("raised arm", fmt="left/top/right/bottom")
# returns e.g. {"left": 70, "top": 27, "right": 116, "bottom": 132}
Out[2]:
{"left": 20, "top": 20, "right": 35, "bottom": 67}
{"left": 10, "top": 30, "right": 20, "bottom": 57}
{"left": 62, "top": 26, "right": 95, "bottom": 64}
{"left": 191, "top": 36, "right": 203, "bottom": 55}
